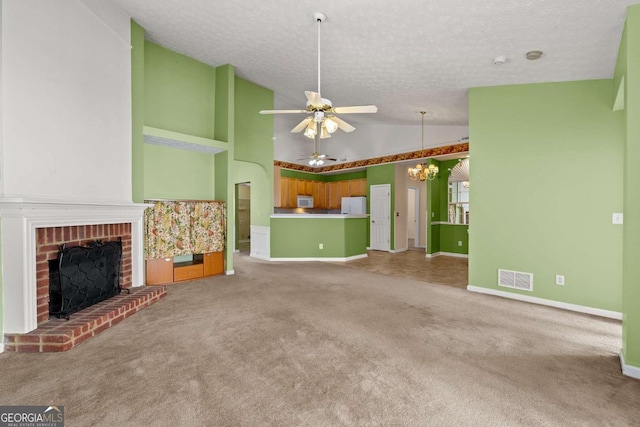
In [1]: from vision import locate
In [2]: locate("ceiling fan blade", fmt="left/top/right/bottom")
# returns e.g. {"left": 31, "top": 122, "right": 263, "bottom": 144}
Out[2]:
{"left": 259, "top": 109, "right": 307, "bottom": 114}
{"left": 325, "top": 157, "right": 337, "bottom": 162}
{"left": 291, "top": 116, "right": 313, "bottom": 133}
{"left": 305, "top": 91, "right": 323, "bottom": 107}
{"left": 328, "top": 115, "right": 356, "bottom": 133}
{"left": 332, "top": 105, "right": 378, "bottom": 114}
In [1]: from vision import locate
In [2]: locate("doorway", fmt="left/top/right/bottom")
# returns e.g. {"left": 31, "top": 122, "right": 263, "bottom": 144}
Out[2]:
{"left": 370, "top": 184, "right": 391, "bottom": 251}
{"left": 407, "top": 187, "right": 419, "bottom": 250}
{"left": 235, "top": 183, "right": 251, "bottom": 254}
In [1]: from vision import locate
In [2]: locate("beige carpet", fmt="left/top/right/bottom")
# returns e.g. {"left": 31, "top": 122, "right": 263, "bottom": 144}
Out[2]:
{"left": 1, "top": 254, "right": 638, "bottom": 426}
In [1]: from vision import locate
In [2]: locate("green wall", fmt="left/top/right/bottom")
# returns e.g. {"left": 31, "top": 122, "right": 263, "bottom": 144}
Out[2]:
{"left": 427, "top": 159, "right": 469, "bottom": 256}
{"left": 271, "top": 217, "right": 367, "bottom": 258}
{"left": 132, "top": 34, "right": 274, "bottom": 271}
{"left": 144, "top": 42, "right": 216, "bottom": 139}
{"left": 131, "top": 21, "right": 145, "bottom": 203}
{"left": 234, "top": 77, "right": 274, "bottom": 228}
{"left": 141, "top": 41, "right": 218, "bottom": 200}
{"left": 468, "top": 80, "right": 624, "bottom": 312}
{"left": 367, "top": 164, "right": 395, "bottom": 249}
{"left": 280, "top": 169, "right": 367, "bottom": 181}
{"left": 618, "top": 5, "right": 640, "bottom": 370}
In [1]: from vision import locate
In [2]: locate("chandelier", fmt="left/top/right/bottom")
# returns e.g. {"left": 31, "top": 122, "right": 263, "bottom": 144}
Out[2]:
{"left": 408, "top": 111, "right": 439, "bottom": 181}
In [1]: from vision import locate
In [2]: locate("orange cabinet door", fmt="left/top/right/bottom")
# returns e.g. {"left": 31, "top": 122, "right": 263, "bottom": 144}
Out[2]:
{"left": 203, "top": 252, "right": 224, "bottom": 276}
{"left": 288, "top": 178, "right": 297, "bottom": 208}
{"left": 146, "top": 257, "right": 174, "bottom": 285}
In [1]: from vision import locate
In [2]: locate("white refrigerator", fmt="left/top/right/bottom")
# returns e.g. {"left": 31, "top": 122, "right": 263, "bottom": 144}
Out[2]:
{"left": 341, "top": 197, "right": 367, "bottom": 215}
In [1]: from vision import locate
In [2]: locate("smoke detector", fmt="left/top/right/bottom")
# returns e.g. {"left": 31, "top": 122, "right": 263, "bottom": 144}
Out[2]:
{"left": 526, "top": 50, "right": 543, "bottom": 60}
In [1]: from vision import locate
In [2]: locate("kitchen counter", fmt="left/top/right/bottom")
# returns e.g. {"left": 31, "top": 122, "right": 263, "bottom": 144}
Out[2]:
{"left": 270, "top": 215, "right": 368, "bottom": 261}
{"left": 270, "top": 214, "right": 368, "bottom": 219}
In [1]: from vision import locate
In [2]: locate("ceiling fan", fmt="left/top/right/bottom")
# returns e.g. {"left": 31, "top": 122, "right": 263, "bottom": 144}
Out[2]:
{"left": 299, "top": 134, "right": 336, "bottom": 167}
{"left": 259, "top": 12, "right": 377, "bottom": 139}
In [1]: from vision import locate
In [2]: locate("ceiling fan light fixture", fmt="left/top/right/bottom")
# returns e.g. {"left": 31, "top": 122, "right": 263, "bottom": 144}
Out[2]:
{"left": 324, "top": 117, "right": 338, "bottom": 133}
{"left": 304, "top": 121, "right": 317, "bottom": 138}
{"left": 320, "top": 125, "right": 331, "bottom": 139}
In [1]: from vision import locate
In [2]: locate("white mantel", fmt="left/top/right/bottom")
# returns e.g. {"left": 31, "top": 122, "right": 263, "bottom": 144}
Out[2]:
{"left": 0, "top": 198, "right": 151, "bottom": 334}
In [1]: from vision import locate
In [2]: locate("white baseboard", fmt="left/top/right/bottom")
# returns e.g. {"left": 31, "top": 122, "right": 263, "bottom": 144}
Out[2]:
{"left": 270, "top": 253, "right": 368, "bottom": 262}
{"left": 250, "top": 252, "right": 270, "bottom": 261}
{"left": 426, "top": 251, "right": 469, "bottom": 259}
{"left": 620, "top": 350, "right": 640, "bottom": 380}
{"left": 391, "top": 247, "right": 408, "bottom": 253}
{"left": 225, "top": 269, "right": 235, "bottom": 276}
{"left": 467, "top": 285, "right": 622, "bottom": 320}
{"left": 0, "top": 343, "right": 4, "bottom": 353}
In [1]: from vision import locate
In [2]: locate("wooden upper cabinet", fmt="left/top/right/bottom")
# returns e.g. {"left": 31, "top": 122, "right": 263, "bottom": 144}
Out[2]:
{"left": 340, "top": 181, "right": 350, "bottom": 200}
{"left": 313, "top": 181, "right": 327, "bottom": 209}
{"left": 349, "top": 178, "right": 367, "bottom": 197}
{"left": 328, "top": 181, "right": 341, "bottom": 209}
{"left": 288, "top": 178, "right": 297, "bottom": 208}
{"left": 297, "top": 179, "right": 312, "bottom": 196}
{"left": 280, "top": 177, "right": 290, "bottom": 208}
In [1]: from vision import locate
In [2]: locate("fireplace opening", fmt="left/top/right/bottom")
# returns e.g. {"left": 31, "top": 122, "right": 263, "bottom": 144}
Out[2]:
{"left": 49, "top": 239, "right": 124, "bottom": 319}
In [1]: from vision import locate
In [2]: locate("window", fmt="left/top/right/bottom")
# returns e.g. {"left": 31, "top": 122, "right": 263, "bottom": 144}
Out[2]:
{"left": 448, "top": 181, "right": 469, "bottom": 224}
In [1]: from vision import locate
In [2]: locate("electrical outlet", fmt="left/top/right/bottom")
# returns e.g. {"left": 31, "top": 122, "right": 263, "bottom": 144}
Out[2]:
{"left": 555, "top": 275, "right": 565, "bottom": 286}
{"left": 458, "top": 241, "right": 462, "bottom": 247}
{"left": 612, "top": 213, "right": 624, "bottom": 224}
{"left": 319, "top": 243, "right": 323, "bottom": 250}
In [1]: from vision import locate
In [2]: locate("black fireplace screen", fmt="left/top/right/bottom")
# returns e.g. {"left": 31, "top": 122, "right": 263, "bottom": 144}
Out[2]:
{"left": 49, "top": 239, "right": 122, "bottom": 319}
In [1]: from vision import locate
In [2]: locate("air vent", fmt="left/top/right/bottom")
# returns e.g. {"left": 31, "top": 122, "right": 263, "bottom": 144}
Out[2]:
{"left": 498, "top": 269, "right": 533, "bottom": 292}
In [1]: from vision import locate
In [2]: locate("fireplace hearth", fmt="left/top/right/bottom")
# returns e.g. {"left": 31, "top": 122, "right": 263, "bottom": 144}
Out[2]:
{"left": 49, "top": 239, "right": 124, "bottom": 319}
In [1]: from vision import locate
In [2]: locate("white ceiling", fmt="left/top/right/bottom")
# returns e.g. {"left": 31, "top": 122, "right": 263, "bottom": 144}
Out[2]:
{"left": 110, "top": 0, "right": 637, "bottom": 164}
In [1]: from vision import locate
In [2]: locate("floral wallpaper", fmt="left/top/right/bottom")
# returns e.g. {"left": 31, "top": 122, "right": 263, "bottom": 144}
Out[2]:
{"left": 144, "top": 200, "right": 226, "bottom": 260}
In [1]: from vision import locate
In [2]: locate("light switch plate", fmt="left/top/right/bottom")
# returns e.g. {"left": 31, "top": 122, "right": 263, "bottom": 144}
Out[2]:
{"left": 612, "top": 213, "right": 624, "bottom": 225}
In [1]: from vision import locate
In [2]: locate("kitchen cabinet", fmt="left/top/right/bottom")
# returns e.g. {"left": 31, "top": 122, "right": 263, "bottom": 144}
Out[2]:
{"left": 350, "top": 179, "right": 367, "bottom": 197}
{"left": 328, "top": 181, "right": 341, "bottom": 209}
{"left": 312, "top": 181, "right": 326, "bottom": 209}
{"left": 287, "top": 178, "right": 297, "bottom": 208}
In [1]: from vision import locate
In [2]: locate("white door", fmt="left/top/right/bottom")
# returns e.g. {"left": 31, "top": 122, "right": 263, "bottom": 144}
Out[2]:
{"left": 370, "top": 184, "right": 390, "bottom": 251}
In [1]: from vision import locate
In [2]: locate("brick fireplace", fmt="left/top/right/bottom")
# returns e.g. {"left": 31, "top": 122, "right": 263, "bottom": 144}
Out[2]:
{"left": 35, "top": 223, "right": 133, "bottom": 324}
{"left": 0, "top": 199, "right": 164, "bottom": 352}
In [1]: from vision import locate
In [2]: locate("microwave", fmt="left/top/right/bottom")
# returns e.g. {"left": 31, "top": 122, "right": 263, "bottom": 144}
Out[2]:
{"left": 297, "top": 195, "right": 314, "bottom": 208}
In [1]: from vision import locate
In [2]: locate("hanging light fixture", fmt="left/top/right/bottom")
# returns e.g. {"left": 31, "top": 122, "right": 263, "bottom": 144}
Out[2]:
{"left": 408, "top": 111, "right": 439, "bottom": 181}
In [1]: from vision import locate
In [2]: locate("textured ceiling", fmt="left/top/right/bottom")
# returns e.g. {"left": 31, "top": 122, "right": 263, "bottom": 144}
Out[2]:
{"left": 110, "top": 0, "right": 637, "bottom": 126}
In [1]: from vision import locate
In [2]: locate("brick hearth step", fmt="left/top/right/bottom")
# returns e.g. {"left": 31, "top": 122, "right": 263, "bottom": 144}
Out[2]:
{"left": 4, "top": 286, "right": 167, "bottom": 352}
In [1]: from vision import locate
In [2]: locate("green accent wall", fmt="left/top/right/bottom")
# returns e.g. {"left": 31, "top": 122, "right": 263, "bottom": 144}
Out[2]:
{"left": 280, "top": 169, "right": 367, "bottom": 181}
{"left": 367, "top": 164, "right": 395, "bottom": 249}
{"left": 131, "top": 21, "right": 145, "bottom": 203}
{"left": 271, "top": 217, "right": 367, "bottom": 258}
{"left": 134, "top": 34, "right": 273, "bottom": 272}
{"left": 619, "top": 5, "right": 640, "bottom": 370}
{"left": 142, "top": 41, "right": 218, "bottom": 200}
{"left": 325, "top": 171, "right": 367, "bottom": 181}
{"left": 144, "top": 42, "right": 216, "bottom": 139}
{"left": 468, "top": 80, "right": 624, "bottom": 312}
{"left": 213, "top": 65, "right": 235, "bottom": 270}
{"left": 143, "top": 144, "right": 216, "bottom": 200}
{"left": 234, "top": 76, "right": 274, "bottom": 227}
{"left": 426, "top": 159, "right": 469, "bottom": 256}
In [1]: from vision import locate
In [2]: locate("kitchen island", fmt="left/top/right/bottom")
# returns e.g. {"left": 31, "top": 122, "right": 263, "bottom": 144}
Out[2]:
{"left": 270, "top": 214, "right": 368, "bottom": 261}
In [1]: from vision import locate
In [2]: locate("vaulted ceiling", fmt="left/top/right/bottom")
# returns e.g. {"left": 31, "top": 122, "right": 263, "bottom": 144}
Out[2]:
{"left": 110, "top": 0, "right": 638, "bottom": 162}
